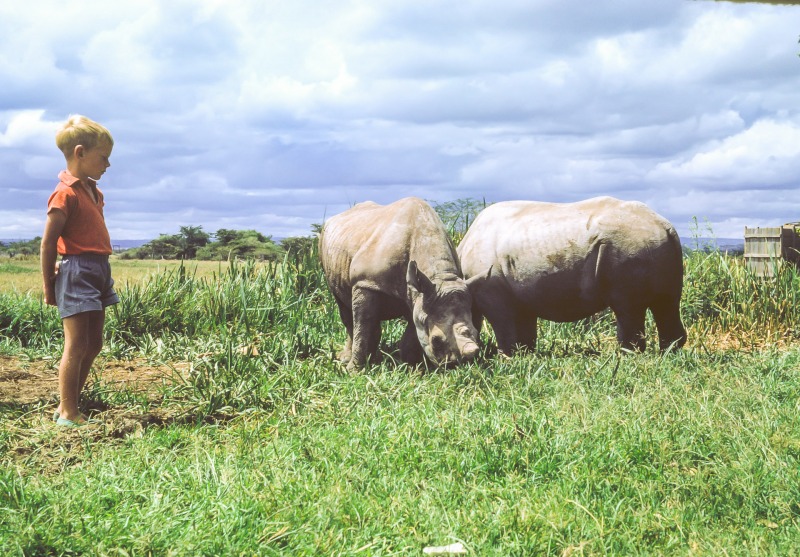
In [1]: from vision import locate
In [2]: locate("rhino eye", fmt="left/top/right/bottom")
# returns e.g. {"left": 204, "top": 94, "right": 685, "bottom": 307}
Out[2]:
{"left": 431, "top": 333, "right": 446, "bottom": 350}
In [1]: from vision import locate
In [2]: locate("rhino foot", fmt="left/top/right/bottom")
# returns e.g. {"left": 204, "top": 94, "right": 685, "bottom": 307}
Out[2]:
{"left": 337, "top": 348, "right": 352, "bottom": 363}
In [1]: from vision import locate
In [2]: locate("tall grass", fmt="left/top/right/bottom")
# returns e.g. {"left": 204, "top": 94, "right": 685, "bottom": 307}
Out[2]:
{"left": 1, "top": 241, "right": 797, "bottom": 396}
{"left": 1, "top": 241, "right": 799, "bottom": 402}
{"left": 683, "top": 249, "right": 800, "bottom": 349}
{"left": 0, "top": 292, "right": 62, "bottom": 351}
{"left": 109, "top": 251, "right": 336, "bottom": 354}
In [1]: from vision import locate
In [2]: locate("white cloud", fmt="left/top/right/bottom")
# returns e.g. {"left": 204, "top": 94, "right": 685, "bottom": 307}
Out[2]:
{"left": 0, "top": 110, "right": 56, "bottom": 149}
{"left": 1, "top": 0, "right": 800, "bottom": 242}
{"left": 651, "top": 119, "right": 800, "bottom": 189}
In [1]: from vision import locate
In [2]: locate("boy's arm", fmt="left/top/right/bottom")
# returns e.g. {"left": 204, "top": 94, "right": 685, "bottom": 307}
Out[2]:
{"left": 41, "top": 209, "right": 66, "bottom": 306}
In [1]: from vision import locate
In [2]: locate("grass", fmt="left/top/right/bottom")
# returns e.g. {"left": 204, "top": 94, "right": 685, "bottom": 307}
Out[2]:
{"left": 1, "top": 246, "right": 799, "bottom": 554}
{"left": 0, "top": 257, "right": 241, "bottom": 294}
{"left": 2, "top": 350, "right": 799, "bottom": 554}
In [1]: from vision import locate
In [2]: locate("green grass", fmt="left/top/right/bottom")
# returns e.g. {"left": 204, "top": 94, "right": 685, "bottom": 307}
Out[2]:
{"left": 2, "top": 350, "right": 799, "bottom": 554}
{"left": 1, "top": 247, "right": 799, "bottom": 554}
{"left": 0, "top": 263, "right": 31, "bottom": 274}
{"left": 0, "top": 257, "right": 248, "bottom": 294}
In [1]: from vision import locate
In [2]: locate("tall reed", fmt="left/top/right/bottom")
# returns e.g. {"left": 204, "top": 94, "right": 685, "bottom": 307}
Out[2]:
{"left": 682, "top": 248, "right": 799, "bottom": 349}
{"left": 1, "top": 236, "right": 797, "bottom": 361}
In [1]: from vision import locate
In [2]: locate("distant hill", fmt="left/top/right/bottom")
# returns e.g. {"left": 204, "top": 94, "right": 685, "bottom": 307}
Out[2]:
{"left": 681, "top": 237, "right": 744, "bottom": 254}
{"left": 111, "top": 239, "right": 149, "bottom": 250}
{"left": 0, "top": 238, "right": 149, "bottom": 252}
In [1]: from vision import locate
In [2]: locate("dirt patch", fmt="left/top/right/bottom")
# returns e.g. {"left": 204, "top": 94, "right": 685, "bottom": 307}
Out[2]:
{"left": 1, "top": 354, "right": 196, "bottom": 475}
{"left": 0, "top": 356, "right": 59, "bottom": 405}
{"left": 0, "top": 354, "right": 185, "bottom": 407}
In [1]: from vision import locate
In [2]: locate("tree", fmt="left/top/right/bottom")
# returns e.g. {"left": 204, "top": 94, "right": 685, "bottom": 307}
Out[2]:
{"left": 146, "top": 234, "right": 182, "bottom": 259}
{"left": 431, "top": 198, "right": 488, "bottom": 242}
{"left": 119, "top": 226, "right": 291, "bottom": 261}
{"left": 212, "top": 228, "right": 241, "bottom": 245}
{"left": 0, "top": 238, "right": 41, "bottom": 258}
{"left": 177, "top": 225, "right": 210, "bottom": 259}
{"left": 280, "top": 235, "right": 316, "bottom": 260}
{"left": 196, "top": 229, "right": 282, "bottom": 260}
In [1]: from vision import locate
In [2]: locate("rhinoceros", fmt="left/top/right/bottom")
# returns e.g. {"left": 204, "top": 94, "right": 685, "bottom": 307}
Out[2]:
{"left": 457, "top": 196, "right": 687, "bottom": 354}
{"left": 319, "top": 197, "right": 481, "bottom": 370}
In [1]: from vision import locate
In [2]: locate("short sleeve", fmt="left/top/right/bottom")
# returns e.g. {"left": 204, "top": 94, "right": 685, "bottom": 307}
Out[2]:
{"left": 47, "top": 187, "right": 75, "bottom": 217}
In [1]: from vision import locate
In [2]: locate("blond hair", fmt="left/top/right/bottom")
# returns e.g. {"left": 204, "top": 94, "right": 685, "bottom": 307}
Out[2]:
{"left": 55, "top": 115, "right": 114, "bottom": 159}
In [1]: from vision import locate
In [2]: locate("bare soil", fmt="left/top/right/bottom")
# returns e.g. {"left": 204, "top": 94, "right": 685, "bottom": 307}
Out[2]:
{"left": 0, "top": 354, "right": 181, "bottom": 405}
{"left": 1, "top": 354, "right": 193, "bottom": 475}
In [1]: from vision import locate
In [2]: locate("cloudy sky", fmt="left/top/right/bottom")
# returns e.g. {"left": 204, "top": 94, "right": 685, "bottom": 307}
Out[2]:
{"left": 1, "top": 0, "right": 799, "bottom": 242}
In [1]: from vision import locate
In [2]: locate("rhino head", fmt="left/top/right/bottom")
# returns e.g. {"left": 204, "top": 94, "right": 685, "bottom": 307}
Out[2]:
{"left": 406, "top": 260, "right": 481, "bottom": 365}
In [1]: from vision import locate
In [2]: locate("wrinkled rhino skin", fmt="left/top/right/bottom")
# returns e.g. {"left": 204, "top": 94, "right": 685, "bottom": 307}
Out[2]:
{"left": 319, "top": 197, "right": 480, "bottom": 370}
{"left": 457, "top": 196, "right": 687, "bottom": 354}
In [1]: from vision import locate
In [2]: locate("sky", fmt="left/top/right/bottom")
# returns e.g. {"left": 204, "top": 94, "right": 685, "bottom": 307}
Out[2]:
{"left": 1, "top": 0, "right": 799, "bottom": 242}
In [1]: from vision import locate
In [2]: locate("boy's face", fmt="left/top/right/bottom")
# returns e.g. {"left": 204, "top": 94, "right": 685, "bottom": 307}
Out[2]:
{"left": 77, "top": 141, "right": 112, "bottom": 181}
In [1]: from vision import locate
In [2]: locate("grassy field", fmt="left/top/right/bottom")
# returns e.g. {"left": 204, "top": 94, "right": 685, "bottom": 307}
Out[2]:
{"left": 0, "top": 257, "right": 239, "bottom": 294}
{"left": 1, "top": 249, "right": 799, "bottom": 555}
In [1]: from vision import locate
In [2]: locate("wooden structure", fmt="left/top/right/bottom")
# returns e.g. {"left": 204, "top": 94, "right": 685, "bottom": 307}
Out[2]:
{"left": 744, "top": 223, "right": 800, "bottom": 277}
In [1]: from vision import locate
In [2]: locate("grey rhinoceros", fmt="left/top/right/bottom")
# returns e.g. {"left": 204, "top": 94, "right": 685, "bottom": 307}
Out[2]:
{"left": 457, "top": 196, "right": 687, "bottom": 354}
{"left": 319, "top": 197, "right": 481, "bottom": 370}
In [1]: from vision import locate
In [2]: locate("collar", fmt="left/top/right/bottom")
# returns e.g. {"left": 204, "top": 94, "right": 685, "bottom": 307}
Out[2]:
{"left": 58, "top": 169, "right": 97, "bottom": 189}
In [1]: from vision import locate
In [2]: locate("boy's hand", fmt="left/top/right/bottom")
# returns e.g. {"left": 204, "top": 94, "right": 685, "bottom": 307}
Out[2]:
{"left": 43, "top": 262, "right": 60, "bottom": 306}
{"left": 43, "top": 287, "right": 56, "bottom": 306}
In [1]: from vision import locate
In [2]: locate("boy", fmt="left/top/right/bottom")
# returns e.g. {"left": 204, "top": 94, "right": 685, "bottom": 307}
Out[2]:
{"left": 41, "top": 115, "right": 119, "bottom": 427}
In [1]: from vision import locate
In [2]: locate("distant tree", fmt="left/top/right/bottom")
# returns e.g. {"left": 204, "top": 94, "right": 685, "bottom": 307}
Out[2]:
{"left": 212, "top": 228, "right": 241, "bottom": 245}
{"left": 0, "top": 237, "right": 41, "bottom": 258}
{"left": 431, "top": 198, "right": 488, "bottom": 242}
{"left": 178, "top": 225, "right": 210, "bottom": 259}
{"left": 119, "top": 226, "right": 295, "bottom": 261}
{"left": 280, "top": 235, "right": 316, "bottom": 259}
{"left": 146, "top": 233, "right": 183, "bottom": 259}
{"left": 120, "top": 226, "right": 210, "bottom": 259}
{"left": 196, "top": 229, "right": 282, "bottom": 260}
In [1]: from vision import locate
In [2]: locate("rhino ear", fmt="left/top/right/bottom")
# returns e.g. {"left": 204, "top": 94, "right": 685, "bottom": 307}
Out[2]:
{"left": 465, "top": 265, "right": 492, "bottom": 289}
{"left": 407, "top": 260, "right": 434, "bottom": 296}
{"left": 407, "top": 260, "right": 419, "bottom": 290}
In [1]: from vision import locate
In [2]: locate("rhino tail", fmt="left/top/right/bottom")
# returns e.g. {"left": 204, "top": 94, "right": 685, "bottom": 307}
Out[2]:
{"left": 594, "top": 242, "right": 607, "bottom": 283}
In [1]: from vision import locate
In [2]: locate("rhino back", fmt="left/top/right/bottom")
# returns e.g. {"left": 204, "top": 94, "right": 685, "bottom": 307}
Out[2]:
{"left": 459, "top": 197, "right": 682, "bottom": 314}
{"left": 461, "top": 197, "right": 675, "bottom": 270}
{"left": 320, "top": 197, "right": 460, "bottom": 301}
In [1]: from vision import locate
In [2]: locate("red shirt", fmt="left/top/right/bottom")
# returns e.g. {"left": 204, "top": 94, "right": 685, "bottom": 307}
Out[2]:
{"left": 47, "top": 170, "right": 113, "bottom": 255}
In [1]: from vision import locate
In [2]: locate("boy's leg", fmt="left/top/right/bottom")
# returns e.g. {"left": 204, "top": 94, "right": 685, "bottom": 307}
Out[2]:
{"left": 78, "top": 309, "right": 105, "bottom": 394}
{"left": 57, "top": 310, "right": 105, "bottom": 422}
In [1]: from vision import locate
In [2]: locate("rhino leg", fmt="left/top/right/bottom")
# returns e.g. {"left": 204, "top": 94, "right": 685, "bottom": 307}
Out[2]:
{"left": 350, "top": 286, "right": 382, "bottom": 369}
{"left": 650, "top": 296, "right": 687, "bottom": 351}
{"left": 484, "top": 305, "right": 519, "bottom": 357}
{"left": 612, "top": 301, "right": 647, "bottom": 351}
{"left": 399, "top": 321, "right": 424, "bottom": 364}
{"left": 515, "top": 313, "right": 538, "bottom": 352}
{"left": 471, "top": 279, "right": 519, "bottom": 356}
{"left": 333, "top": 296, "right": 354, "bottom": 363}
{"left": 470, "top": 303, "right": 484, "bottom": 336}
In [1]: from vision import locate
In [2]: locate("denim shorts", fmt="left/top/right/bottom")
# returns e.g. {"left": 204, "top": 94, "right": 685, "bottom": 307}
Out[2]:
{"left": 55, "top": 254, "right": 120, "bottom": 318}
